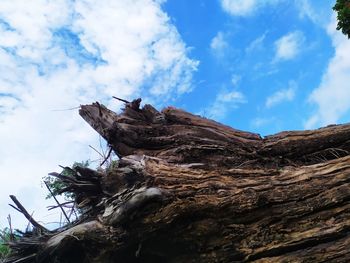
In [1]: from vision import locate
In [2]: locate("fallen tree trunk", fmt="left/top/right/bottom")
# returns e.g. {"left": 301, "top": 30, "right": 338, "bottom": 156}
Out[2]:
{"left": 6, "top": 99, "right": 350, "bottom": 263}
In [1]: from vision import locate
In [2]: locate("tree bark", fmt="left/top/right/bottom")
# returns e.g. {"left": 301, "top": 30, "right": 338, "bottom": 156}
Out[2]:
{"left": 6, "top": 99, "right": 350, "bottom": 263}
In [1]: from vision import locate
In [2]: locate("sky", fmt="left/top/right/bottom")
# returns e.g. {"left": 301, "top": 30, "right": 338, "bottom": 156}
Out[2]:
{"left": 1, "top": 0, "right": 349, "bottom": 229}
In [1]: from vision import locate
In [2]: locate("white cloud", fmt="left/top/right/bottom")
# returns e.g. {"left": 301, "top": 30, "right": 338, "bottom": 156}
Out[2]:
{"left": 294, "top": 0, "right": 332, "bottom": 27}
{"left": 305, "top": 15, "right": 350, "bottom": 129}
{"left": 295, "top": 0, "right": 318, "bottom": 23}
{"left": 218, "top": 90, "right": 245, "bottom": 103}
{"left": 202, "top": 88, "right": 246, "bottom": 120}
{"left": 219, "top": 0, "right": 280, "bottom": 16}
{"left": 210, "top": 31, "right": 228, "bottom": 56}
{"left": 274, "top": 31, "right": 305, "bottom": 61}
{"left": 245, "top": 33, "right": 266, "bottom": 53}
{"left": 0, "top": 0, "right": 197, "bottom": 229}
{"left": 265, "top": 81, "right": 297, "bottom": 108}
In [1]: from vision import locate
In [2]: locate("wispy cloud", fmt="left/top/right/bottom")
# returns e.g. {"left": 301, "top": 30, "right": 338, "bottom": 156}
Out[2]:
{"left": 200, "top": 75, "right": 246, "bottom": 120}
{"left": 245, "top": 33, "right": 266, "bottom": 53}
{"left": 265, "top": 81, "right": 297, "bottom": 108}
{"left": 0, "top": 0, "right": 197, "bottom": 228}
{"left": 200, "top": 74, "right": 246, "bottom": 120}
{"left": 294, "top": 0, "right": 332, "bottom": 27}
{"left": 210, "top": 31, "right": 228, "bottom": 57}
{"left": 219, "top": 0, "right": 281, "bottom": 16}
{"left": 205, "top": 90, "right": 246, "bottom": 120}
{"left": 305, "top": 15, "right": 350, "bottom": 129}
{"left": 274, "top": 31, "right": 305, "bottom": 61}
{"left": 295, "top": 0, "right": 318, "bottom": 23}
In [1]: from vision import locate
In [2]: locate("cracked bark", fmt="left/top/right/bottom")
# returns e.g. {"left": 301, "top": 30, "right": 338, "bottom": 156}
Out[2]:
{"left": 6, "top": 99, "right": 350, "bottom": 263}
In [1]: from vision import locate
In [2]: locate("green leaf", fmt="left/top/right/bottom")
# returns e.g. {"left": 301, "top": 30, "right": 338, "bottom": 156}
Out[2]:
{"left": 334, "top": 0, "right": 350, "bottom": 38}
{"left": 43, "top": 161, "right": 90, "bottom": 200}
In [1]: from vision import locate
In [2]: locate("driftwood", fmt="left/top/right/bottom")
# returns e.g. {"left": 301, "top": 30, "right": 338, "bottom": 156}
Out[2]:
{"left": 5, "top": 99, "right": 350, "bottom": 263}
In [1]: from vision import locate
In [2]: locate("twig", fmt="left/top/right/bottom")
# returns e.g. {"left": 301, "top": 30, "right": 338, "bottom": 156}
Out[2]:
{"left": 44, "top": 181, "right": 70, "bottom": 224}
{"left": 68, "top": 204, "right": 75, "bottom": 222}
{"left": 72, "top": 204, "right": 78, "bottom": 219}
{"left": 9, "top": 195, "right": 50, "bottom": 233}
{"left": 51, "top": 106, "right": 80, "bottom": 112}
{"left": 47, "top": 201, "right": 75, "bottom": 211}
{"left": 112, "top": 96, "right": 130, "bottom": 104}
{"left": 7, "top": 214, "right": 14, "bottom": 241}
{"left": 25, "top": 212, "right": 34, "bottom": 233}
{"left": 99, "top": 135, "right": 105, "bottom": 156}
{"left": 9, "top": 204, "right": 22, "bottom": 213}
{"left": 11, "top": 253, "right": 37, "bottom": 263}
{"left": 101, "top": 147, "right": 113, "bottom": 166}
{"left": 89, "top": 145, "right": 104, "bottom": 158}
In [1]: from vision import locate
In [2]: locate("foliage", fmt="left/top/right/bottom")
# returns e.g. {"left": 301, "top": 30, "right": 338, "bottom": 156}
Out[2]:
{"left": 43, "top": 161, "right": 90, "bottom": 200}
{"left": 0, "top": 227, "right": 23, "bottom": 262}
{"left": 0, "top": 242, "right": 10, "bottom": 261}
{"left": 334, "top": 0, "right": 350, "bottom": 38}
{"left": 0, "top": 227, "right": 21, "bottom": 261}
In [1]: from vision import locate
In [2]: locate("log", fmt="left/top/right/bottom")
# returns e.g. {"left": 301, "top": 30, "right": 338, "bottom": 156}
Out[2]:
{"left": 5, "top": 99, "right": 350, "bottom": 263}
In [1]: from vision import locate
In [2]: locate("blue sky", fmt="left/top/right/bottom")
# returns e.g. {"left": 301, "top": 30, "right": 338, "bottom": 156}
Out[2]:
{"left": 1, "top": 0, "right": 350, "bottom": 229}
{"left": 164, "top": 0, "right": 342, "bottom": 134}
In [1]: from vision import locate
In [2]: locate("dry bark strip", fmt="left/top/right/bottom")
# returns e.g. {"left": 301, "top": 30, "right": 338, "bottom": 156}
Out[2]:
{"left": 5, "top": 99, "right": 350, "bottom": 263}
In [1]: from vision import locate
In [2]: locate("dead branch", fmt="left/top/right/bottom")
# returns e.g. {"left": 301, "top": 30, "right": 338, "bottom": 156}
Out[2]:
{"left": 44, "top": 181, "right": 70, "bottom": 224}
{"left": 9, "top": 195, "right": 49, "bottom": 234}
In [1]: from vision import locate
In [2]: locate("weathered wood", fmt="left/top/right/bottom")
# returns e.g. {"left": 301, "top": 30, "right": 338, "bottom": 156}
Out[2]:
{"left": 9, "top": 196, "right": 49, "bottom": 234}
{"left": 79, "top": 101, "right": 350, "bottom": 168}
{"left": 6, "top": 99, "right": 350, "bottom": 263}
